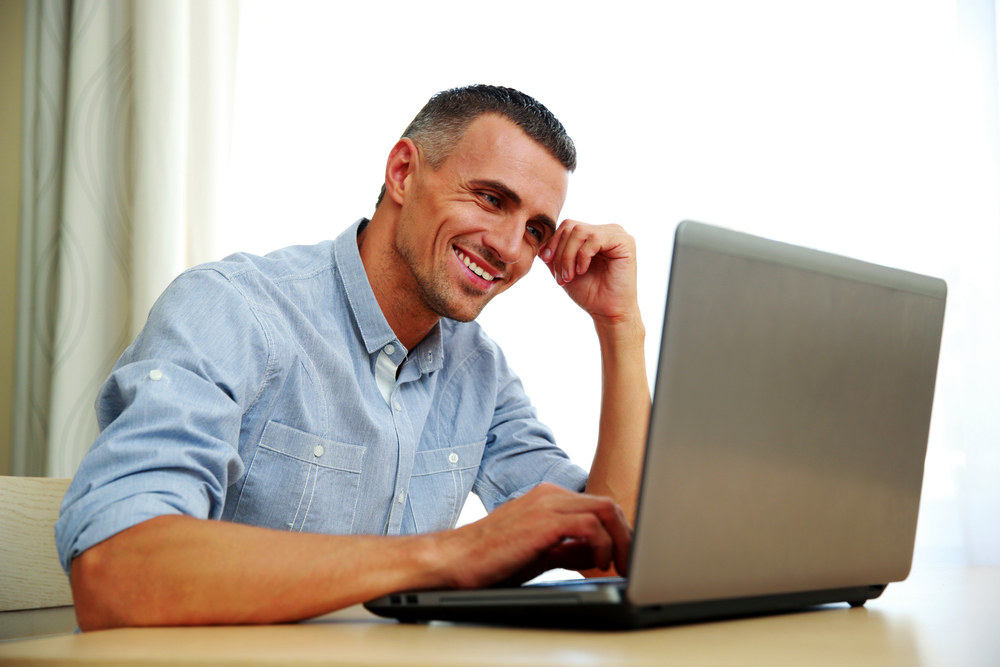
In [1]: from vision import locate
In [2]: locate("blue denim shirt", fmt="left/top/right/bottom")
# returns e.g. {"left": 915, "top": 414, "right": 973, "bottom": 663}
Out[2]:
{"left": 56, "top": 219, "right": 587, "bottom": 573}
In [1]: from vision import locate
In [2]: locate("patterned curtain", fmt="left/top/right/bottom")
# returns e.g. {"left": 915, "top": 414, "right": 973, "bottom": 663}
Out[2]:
{"left": 13, "top": 0, "right": 239, "bottom": 477}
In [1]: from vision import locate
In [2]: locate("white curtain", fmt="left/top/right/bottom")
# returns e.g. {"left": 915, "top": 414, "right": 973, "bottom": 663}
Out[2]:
{"left": 951, "top": 0, "right": 1000, "bottom": 566}
{"left": 13, "top": 0, "right": 239, "bottom": 478}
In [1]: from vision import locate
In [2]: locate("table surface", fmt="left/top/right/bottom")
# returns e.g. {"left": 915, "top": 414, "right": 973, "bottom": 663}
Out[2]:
{"left": 1, "top": 565, "right": 997, "bottom": 667}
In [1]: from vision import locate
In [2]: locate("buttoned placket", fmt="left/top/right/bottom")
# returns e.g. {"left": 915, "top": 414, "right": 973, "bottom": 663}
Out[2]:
{"left": 380, "top": 345, "right": 418, "bottom": 536}
{"left": 362, "top": 316, "right": 444, "bottom": 537}
{"left": 383, "top": 344, "right": 443, "bottom": 534}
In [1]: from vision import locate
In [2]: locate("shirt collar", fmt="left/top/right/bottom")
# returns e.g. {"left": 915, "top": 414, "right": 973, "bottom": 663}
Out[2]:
{"left": 333, "top": 218, "right": 444, "bottom": 374}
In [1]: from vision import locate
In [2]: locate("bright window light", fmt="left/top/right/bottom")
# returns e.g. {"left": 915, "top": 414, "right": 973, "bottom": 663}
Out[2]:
{"left": 222, "top": 0, "right": 998, "bottom": 563}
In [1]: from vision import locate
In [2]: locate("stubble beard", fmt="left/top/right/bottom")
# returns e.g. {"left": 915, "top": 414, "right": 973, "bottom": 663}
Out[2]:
{"left": 394, "top": 235, "right": 489, "bottom": 324}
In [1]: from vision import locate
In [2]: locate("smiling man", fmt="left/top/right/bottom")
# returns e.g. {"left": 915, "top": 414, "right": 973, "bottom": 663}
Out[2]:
{"left": 56, "top": 85, "right": 650, "bottom": 629}
{"left": 364, "top": 112, "right": 568, "bottom": 340}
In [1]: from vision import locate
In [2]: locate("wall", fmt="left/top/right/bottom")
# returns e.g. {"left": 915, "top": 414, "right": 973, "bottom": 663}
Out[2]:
{"left": 0, "top": 0, "right": 26, "bottom": 476}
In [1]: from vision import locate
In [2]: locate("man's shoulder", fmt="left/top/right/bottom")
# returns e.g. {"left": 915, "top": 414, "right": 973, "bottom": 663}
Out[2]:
{"left": 200, "top": 240, "right": 338, "bottom": 284}
{"left": 163, "top": 241, "right": 339, "bottom": 311}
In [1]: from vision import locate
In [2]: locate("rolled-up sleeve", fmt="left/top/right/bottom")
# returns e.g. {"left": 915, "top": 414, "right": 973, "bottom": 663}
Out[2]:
{"left": 472, "top": 346, "right": 589, "bottom": 512}
{"left": 55, "top": 268, "right": 270, "bottom": 574}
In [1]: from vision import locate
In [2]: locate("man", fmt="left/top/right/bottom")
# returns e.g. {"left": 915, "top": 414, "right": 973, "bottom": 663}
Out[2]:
{"left": 56, "top": 85, "right": 650, "bottom": 630}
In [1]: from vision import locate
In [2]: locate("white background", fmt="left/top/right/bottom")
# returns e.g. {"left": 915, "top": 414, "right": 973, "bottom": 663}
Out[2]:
{"left": 219, "top": 0, "right": 999, "bottom": 564}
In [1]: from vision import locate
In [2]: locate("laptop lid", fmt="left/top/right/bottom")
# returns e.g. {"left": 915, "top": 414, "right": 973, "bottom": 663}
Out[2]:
{"left": 627, "top": 220, "right": 946, "bottom": 606}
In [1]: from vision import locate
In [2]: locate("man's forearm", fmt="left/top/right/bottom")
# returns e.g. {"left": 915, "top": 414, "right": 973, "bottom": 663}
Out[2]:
{"left": 537, "top": 219, "right": 647, "bottom": 523}
{"left": 71, "top": 483, "right": 634, "bottom": 630}
{"left": 585, "top": 313, "right": 650, "bottom": 525}
{"left": 70, "top": 515, "right": 448, "bottom": 630}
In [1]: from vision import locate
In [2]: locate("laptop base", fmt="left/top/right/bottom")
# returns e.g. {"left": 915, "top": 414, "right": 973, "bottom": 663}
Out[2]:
{"left": 365, "top": 582, "right": 887, "bottom": 630}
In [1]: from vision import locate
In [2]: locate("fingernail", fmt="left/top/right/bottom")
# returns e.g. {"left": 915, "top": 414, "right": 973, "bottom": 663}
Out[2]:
{"left": 562, "top": 269, "right": 569, "bottom": 281}
{"left": 540, "top": 247, "right": 552, "bottom": 261}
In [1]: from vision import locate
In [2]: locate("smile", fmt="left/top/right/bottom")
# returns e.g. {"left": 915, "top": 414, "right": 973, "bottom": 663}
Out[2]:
{"left": 455, "top": 248, "right": 498, "bottom": 282}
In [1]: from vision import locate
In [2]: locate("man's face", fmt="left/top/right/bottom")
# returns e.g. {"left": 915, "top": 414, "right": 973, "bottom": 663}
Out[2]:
{"left": 394, "top": 114, "right": 569, "bottom": 323}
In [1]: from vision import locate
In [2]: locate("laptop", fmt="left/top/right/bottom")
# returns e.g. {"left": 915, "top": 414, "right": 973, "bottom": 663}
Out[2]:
{"left": 365, "top": 220, "right": 947, "bottom": 629}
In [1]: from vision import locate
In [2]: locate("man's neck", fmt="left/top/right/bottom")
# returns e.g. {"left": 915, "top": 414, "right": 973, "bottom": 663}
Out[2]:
{"left": 357, "top": 211, "right": 439, "bottom": 351}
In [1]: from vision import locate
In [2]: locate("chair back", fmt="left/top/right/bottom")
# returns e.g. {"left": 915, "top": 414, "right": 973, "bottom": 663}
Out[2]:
{"left": 0, "top": 477, "right": 73, "bottom": 612}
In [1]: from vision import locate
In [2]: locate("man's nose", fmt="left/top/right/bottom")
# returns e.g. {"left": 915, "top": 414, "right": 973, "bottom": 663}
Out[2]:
{"left": 483, "top": 219, "right": 523, "bottom": 265}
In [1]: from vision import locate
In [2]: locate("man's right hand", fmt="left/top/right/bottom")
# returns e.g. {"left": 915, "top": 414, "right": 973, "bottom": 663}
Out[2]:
{"left": 435, "top": 484, "right": 632, "bottom": 588}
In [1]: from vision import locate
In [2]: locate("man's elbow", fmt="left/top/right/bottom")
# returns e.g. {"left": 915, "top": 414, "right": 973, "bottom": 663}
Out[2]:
{"left": 70, "top": 544, "right": 134, "bottom": 631}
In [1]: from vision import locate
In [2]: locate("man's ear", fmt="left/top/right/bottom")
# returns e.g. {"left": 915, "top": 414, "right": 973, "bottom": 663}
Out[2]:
{"left": 384, "top": 138, "right": 419, "bottom": 206}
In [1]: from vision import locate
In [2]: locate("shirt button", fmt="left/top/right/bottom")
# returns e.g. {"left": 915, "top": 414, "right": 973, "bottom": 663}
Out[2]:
{"left": 397, "top": 491, "right": 405, "bottom": 504}
{"left": 394, "top": 402, "right": 402, "bottom": 411}
{"left": 448, "top": 452, "right": 459, "bottom": 464}
{"left": 384, "top": 344, "right": 395, "bottom": 355}
{"left": 149, "top": 370, "right": 163, "bottom": 381}
{"left": 313, "top": 445, "right": 324, "bottom": 457}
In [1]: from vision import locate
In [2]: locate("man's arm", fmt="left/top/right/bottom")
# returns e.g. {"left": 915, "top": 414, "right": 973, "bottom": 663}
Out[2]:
{"left": 70, "top": 483, "right": 630, "bottom": 630}
{"left": 587, "top": 314, "right": 648, "bottom": 524}
{"left": 540, "top": 221, "right": 650, "bottom": 524}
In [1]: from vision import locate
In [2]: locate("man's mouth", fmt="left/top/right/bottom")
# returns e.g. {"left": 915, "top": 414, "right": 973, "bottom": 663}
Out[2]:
{"left": 455, "top": 247, "right": 499, "bottom": 282}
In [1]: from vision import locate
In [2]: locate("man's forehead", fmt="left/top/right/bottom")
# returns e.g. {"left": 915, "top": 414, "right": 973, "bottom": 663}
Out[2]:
{"left": 452, "top": 114, "right": 546, "bottom": 160}
{"left": 444, "top": 115, "right": 569, "bottom": 213}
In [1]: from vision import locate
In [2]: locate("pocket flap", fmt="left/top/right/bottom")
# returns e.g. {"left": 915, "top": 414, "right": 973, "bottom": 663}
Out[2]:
{"left": 258, "top": 421, "right": 364, "bottom": 473}
{"left": 411, "top": 441, "right": 485, "bottom": 476}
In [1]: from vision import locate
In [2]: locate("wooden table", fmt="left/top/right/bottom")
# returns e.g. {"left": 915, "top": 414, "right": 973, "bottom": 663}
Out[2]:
{"left": 1, "top": 565, "right": 997, "bottom": 666}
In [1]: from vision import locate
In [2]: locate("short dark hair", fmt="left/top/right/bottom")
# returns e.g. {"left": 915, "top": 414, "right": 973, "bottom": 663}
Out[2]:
{"left": 376, "top": 85, "right": 576, "bottom": 208}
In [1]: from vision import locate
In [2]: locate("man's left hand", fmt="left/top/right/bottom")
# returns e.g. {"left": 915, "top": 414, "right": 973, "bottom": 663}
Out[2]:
{"left": 539, "top": 220, "right": 639, "bottom": 324}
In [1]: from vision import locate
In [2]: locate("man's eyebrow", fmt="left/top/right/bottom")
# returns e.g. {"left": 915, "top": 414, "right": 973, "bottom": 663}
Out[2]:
{"left": 469, "top": 179, "right": 557, "bottom": 233}
{"left": 470, "top": 179, "right": 522, "bottom": 207}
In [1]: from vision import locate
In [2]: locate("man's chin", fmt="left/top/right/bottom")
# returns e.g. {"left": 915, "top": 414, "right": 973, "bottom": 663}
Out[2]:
{"left": 419, "top": 277, "right": 497, "bottom": 323}
{"left": 434, "top": 294, "right": 492, "bottom": 323}
{"left": 438, "top": 303, "right": 487, "bottom": 323}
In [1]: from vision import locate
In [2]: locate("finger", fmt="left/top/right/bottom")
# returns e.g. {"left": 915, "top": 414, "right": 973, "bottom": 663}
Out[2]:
{"left": 555, "top": 224, "right": 628, "bottom": 285}
{"left": 559, "top": 232, "right": 591, "bottom": 283}
{"left": 544, "top": 539, "right": 601, "bottom": 572}
{"left": 538, "top": 235, "right": 557, "bottom": 264}
{"left": 609, "top": 506, "right": 632, "bottom": 576}
{"left": 497, "top": 539, "right": 602, "bottom": 587}
{"left": 539, "top": 494, "right": 626, "bottom": 572}
{"left": 551, "top": 513, "right": 614, "bottom": 572}
{"left": 554, "top": 223, "right": 593, "bottom": 285}
{"left": 570, "top": 232, "right": 609, "bottom": 278}
{"left": 538, "top": 220, "right": 573, "bottom": 266}
{"left": 545, "top": 220, "right": 578, "bottom": 284}
{"left": 589, "top": 498, "right": 632, "bottom": 576}
{"left": 482, "top": 485, "right": 631, "bottom": 581}
{"left": 555, "top": 493, "right": 632, "bottom": 576}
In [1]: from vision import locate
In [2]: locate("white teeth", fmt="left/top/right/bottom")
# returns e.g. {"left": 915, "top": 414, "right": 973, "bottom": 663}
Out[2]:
{"left": 456, "top": 249, "right": 496, "bottom": 281}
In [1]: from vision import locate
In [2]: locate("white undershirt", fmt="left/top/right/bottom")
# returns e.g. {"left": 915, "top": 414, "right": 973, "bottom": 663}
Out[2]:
{"left": 374, "top": 350, "right": 399, "bottom": 406}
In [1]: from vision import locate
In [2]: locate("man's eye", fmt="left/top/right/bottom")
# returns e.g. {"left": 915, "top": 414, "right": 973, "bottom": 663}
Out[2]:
{"left": 526, "top": 224, "right": 543, "bottom": 240}
{"left": 482, "top": 193, "right": 500, "bottom": 207}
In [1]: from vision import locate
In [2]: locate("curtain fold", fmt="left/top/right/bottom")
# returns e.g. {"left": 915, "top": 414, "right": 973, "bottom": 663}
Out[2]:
{"left": 13, "top": 0, "right": 73, "bottom": 478}
{"left": 14, "top": 0, "right": 240, "bottom": 478}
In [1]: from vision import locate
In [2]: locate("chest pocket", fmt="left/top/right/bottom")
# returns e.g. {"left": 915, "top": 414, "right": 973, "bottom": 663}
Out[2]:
{"left": 407, "top": 440, "right": 485, "bottom": 533}
{"left": 232, "top": 421, "right": 365, "bottom": 534}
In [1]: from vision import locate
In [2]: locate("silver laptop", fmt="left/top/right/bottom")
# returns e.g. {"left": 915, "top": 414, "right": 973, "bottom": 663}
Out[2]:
{"left": 365, "top": 220, "right": 947, "bottom": 629}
